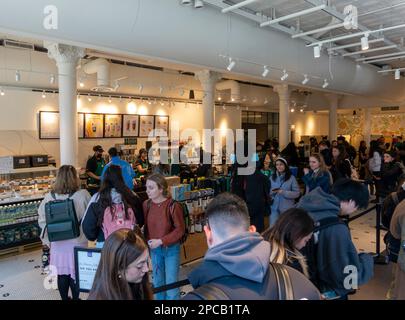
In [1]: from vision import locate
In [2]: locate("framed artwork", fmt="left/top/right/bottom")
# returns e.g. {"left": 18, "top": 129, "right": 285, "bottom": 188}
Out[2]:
{"left": 154, "top": 116, "right": 169, "bottom": 136}
{"left": 104, "top": 114, "right": 122, "bottom": 138}
{"left": 39, "top": 111, "right": 60, "bottom": 139}
{"left": 78, "top": 113, "right": 84, "bottom": 139}
{"left": 139, "top": 115, "right": 155, "bottom": 137}
{"left": 84, "top": 113, "right": 104, "bottom": 138}
{"left": 122, "top": 114, "right": 139, "bottom": 137}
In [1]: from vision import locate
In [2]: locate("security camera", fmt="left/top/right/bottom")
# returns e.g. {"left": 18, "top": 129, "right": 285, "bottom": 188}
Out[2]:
{"left": 194, "top": 0, "right": 204, "bottom": 8}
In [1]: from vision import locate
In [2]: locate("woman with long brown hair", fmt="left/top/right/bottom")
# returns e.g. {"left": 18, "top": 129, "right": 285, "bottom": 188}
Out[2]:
{"left": 143, "top": 173, "right": 185, "bottom": 300}
{"left": 302, "top": 153, "right": 333, "bottom": 194}
{"left": 88, "top": 228, "right": 153, "bottom": 300}
{"left": 262, "top": 208, "right": 314, "bottom": 278}
{"left": 38, "top": 165, "right": 91, "bottom": 300}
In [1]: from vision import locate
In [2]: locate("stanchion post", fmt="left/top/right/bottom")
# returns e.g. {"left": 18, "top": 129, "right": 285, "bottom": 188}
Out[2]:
{"left": 374, "top": 203, "right": 389, "bottom": 265}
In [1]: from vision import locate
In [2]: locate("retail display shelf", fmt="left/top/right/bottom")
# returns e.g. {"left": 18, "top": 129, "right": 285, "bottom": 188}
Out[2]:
{"left": 0, "top": 219, "right": 38, "bottom": 230}
{"left": 0, "top": 166, "right": 58, "bottom": 175}
{"left": 0, "top": 195, "right": 45, "bottom": 205}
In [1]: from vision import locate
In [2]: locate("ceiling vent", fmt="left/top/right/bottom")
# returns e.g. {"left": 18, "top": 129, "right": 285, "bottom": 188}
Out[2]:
{"left": 3, "top": 39, "right": 34, "bottom": 50}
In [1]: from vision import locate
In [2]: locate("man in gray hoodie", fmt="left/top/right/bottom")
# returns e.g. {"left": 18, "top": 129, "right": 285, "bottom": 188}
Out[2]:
{"left": 297, "top": 178, "right": 374, "bottom": 299}
{"left": 183, "top": 192, "right": 320, "bottom": 300}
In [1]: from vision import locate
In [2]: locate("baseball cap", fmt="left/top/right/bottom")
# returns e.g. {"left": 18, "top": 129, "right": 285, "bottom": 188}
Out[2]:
{"left": 93, "top": 145, "right": 104, "bottom": 152}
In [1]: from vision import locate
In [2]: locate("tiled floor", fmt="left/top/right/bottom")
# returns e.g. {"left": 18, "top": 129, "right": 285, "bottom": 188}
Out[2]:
{"left": 0, "top": 204, "right": 394, "bottom": 300}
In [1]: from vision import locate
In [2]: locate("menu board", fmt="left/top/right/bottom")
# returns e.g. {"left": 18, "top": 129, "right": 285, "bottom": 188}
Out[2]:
{"left": 139, "top": 115, "right": 155, "bottom": 137}
{"left": 104, "top": 114, "right": 122, "bottom": 138}
{"left": 74, "top": 247, "right": 101, "bottom": 292}
{"left": 85, "top": 114, "right": 104, "bottom": 138}
{"left": 154, "top": 116, "right": 169, "bottom": 136}
{"left": 39, "top": 111, "right": 85, "bottom": 139}
{"left": 39, "top": 111, "right": 59, "bottom": 139}
{"left": 122, "top": 114, "right": 139, "bottom": 137}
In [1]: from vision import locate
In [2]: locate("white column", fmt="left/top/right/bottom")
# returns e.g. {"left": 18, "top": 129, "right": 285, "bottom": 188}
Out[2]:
{"left": 274, "top": 84, "right": 291, "bottom": 150}
{"left": 195, "top": 70, "right": 221, "bottom": 152}
{"left": 364, "top": 108, "right": 371, "bottom": 146}
{"left": 45, "top": 42, "right": 85, "bottom": 167}
{"left": 325, "top": 94, "right": 340, "bottom": 141}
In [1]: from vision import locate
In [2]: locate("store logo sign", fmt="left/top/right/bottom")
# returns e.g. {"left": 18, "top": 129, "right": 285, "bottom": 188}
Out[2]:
{"left": 43, "top": 5, "right": 58, "bottom": 30}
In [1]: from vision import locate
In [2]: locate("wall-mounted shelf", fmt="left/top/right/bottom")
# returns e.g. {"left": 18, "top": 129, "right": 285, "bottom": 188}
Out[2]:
{"left": 0, "top": 166, "right": 58, "bottom": 175}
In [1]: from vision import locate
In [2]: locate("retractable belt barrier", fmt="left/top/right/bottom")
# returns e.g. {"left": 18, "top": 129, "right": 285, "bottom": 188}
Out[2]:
{"left": 152, "top": 279, "right": 191, "bottom": 294}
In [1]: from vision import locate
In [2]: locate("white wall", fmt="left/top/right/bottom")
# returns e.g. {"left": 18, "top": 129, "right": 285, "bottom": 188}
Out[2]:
{"left": 0, "top": 89, "right": 241, "bottom": 167}
{"left": 290, "top": 112, "right": 329, "bottom": 144}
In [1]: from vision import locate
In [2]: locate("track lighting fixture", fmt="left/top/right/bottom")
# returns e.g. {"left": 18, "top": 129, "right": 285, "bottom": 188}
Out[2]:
{"left": 395, "top": 69, "right": 401, "bottom": 80}
{"left": 42, "top": 91, "right": 46, "bottom": 99}
{"left": 262, "top": 66, "right": 269, "bottom": 77}
{"left": 361, "top": 33, "right": 369, "bottom": 51}
{"left": 314, "top": 45, "right": 321, "bottom": 58}
{"left": 302, "top": 74, "right": 309, "bottom": 85}
{"left": 194, "top": 0, "right": 204, "bottom": 8}
{"left": 227, "top": 58, "right": 236, "bottom": 71}
{"left": 322, "top": 79, "right": 329, "bottom": 88}
{"left": 49, "top": 74, "right": 55, "bottom": 84}
{"left": 280, "top": 69, "right": 289, "bottom": 81}
{"left": 15, "top": 70, "right": 21, "bottom": 82}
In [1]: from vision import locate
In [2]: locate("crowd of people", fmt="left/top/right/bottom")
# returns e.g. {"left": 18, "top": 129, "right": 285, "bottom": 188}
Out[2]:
{"left": 37, "top": 135, "right": 405, "bottom": 300}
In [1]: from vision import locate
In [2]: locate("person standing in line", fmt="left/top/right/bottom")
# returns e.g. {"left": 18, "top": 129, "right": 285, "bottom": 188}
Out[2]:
{"left": 143, "top": 173, "right": 185, "bottom": 300}
{"left": 269, "top": 157, "right": 300, "bottom": 226}
{"left": 262, "top": 208, "right": 314, "bottom": 277}
{"left": 302, "top": 154, "right": 333, "bottom": 194}
{"left": 38, "top": 165, "right": 91, "bottom": 300}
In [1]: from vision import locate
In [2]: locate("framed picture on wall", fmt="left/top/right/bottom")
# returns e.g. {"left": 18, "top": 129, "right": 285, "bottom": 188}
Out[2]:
{"left": 39, "top": 111, "right": 60, "bottom": 139}
{"left": 40, "top": 111, "right": 87, "bottom": 139}
{"left": 122, "top": 115, "right": 139, "bottom": 137}
{"left": 84, "top": 113, "right": 104, "bottom": 138}
{"left": 154, "top": 115, "right": 169, "bottom": 137}
{"left": 78, "top": 113, "right": 84, "bottom": 139}
{"left": 139, "top": 115, "right": 155, "bottom": 137}
{"left": 104, "top": 114, "right": 122, "bottom": 138}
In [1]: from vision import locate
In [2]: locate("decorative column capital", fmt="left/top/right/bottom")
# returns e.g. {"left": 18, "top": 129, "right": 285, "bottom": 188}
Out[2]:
{"left": 273, "top": 84, "right": 291, "bottom": 100}
{"left": 195, "top": 70, "right": 221, "bottom": 89}
{"left": 44, "top": 41, "right": 85, "bottom": 65}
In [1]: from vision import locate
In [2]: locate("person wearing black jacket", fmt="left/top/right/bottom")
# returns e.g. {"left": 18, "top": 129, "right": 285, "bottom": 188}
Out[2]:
{"left": 319, "top": 141, "right": 332, "bottom": 167}
{"left": 330, "top": 145, "right": 352, "bottom": 182}
{"left": 379, "top": 151, "right": 405, "bottom": 200}
{"left": 82, "top": 165, "right": 144, "bottom": 245}
{"left": 244, "top": 161, "right": 271, "bottom": 233}
{"left": 280, "top": 142, "right": 299, "bottom": 167}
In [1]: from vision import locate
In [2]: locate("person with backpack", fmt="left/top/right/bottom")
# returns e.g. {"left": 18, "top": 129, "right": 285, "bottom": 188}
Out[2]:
{"left": 143, "top": 173, "right": 185, "bottom": 300}
{"left": 369, "top": 140, "right": 384, "bottom": 202}
{"left": 262, "top": 208, "right": 314, "bottom": 278}
{"left": 297, "top": 178, "right": 374, "bottom": 300}
{"left": 38, "top": 165, "right": 91, "bottom": 300}
{"left": 183, "top": 192, "right": 320, "bottom": 300}
{"left": 302, "top": 154, "right": 333, "bottom": 194}
{"left": 330, "top": 145, "right": 352, "bottom": 182}
{"left": 269, "top": 157, "right": 300, "bottom": 226}
{"left": 82, "top": 165, "right": 144, "bottom": 246}
{"left": 88, "top": 228, "right": 153, "bottom": 300}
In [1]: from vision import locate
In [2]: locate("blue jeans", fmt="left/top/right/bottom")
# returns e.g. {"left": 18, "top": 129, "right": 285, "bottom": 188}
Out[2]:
{"left": 150, "top": 243, "right": 180, "bottom": 300}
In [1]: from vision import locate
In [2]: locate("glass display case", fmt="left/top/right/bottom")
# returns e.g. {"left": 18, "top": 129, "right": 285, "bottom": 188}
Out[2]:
{"left": 0, "top": 166, "right": 57, "bottom": 252}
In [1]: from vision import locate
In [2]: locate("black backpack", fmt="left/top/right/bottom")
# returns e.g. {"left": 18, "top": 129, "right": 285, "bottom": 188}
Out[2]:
{"left": 43, "top": 192, "right": 80, "bottom": 242}
{"left": 190, "top": 263, "right": 294, "bottom": 300}
{"left": 303, "top": 216, "right": 347, "bottom": 291}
